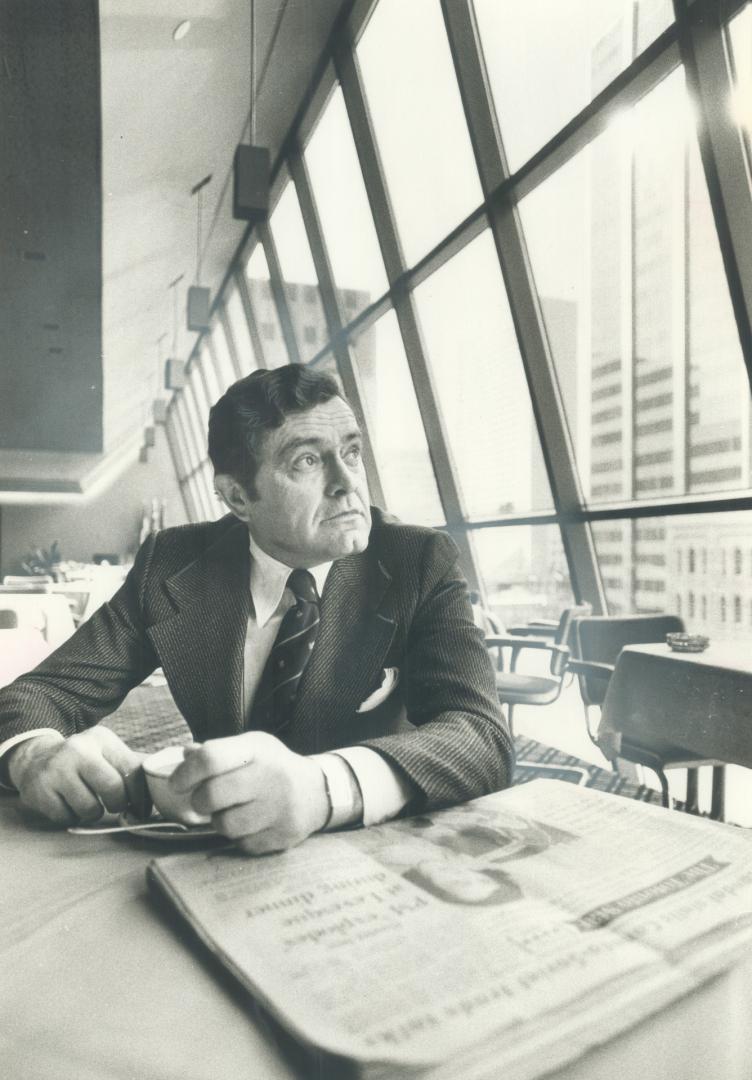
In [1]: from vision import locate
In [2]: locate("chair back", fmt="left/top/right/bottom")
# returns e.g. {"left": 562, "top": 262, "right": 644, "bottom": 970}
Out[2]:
{"left": 553, "top": 603, "right": 592, "bottom": 651}
{"left": 574, "top": 614, "right": 685, "bottom": 706}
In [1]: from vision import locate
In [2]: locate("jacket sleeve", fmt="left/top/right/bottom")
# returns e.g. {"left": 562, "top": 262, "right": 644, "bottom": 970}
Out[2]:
{"left": 0, "top": 535, "right": 160, "bottom": 744}
{"left": 358, "top": 531, "right": 514, "bottom": 810}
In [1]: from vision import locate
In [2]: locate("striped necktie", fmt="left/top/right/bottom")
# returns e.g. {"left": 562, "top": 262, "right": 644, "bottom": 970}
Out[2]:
{"left": 248, "top": 568, "right": 321, "bottom": 734}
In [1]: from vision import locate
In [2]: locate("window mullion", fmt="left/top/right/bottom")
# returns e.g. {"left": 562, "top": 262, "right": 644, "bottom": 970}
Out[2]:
{"left": 234, "top": 267, "right": 268, "bottom": 370}
{"left": 257, "top": 221, "right": 302, "bottom": 365}
{"left": 288, "top": 143, "right": 386, "bottom": 508}
{"left": 674, "top": 0, "right": 752, "bottom": 394}
{"left": 334, "top": 28, "right": 480, "bottom": 589}
{"left": 441, "top": 0, "right": 605, "bottom": 611}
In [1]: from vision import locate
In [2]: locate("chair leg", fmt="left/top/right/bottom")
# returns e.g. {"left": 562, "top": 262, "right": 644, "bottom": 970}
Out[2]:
{"left": 684, "top": 769, "right": 699, "bottom": 815}
{"left": 710, "top": 766, "right": 726, "bottom": 822}
{"left": 506, "top": 704, "right": 515, "bottom": 738}
{"left": 655, "top": 766, "right": 671, "bottom": 809}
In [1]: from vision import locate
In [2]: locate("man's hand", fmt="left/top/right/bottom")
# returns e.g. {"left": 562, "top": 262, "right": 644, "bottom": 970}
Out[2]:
{"left": 170, "top": 732, "right": 330, "bottom": 854}
{"left": 8, "top": 727, "right": 149, "bottom": 825}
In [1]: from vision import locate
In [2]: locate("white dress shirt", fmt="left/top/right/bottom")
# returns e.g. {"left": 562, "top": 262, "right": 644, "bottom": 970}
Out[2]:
{"left": 245, "top": 537, "right": 413, "bottom": 827}
{"left": 0, "top": 539, "right": 414, "bottom": 827}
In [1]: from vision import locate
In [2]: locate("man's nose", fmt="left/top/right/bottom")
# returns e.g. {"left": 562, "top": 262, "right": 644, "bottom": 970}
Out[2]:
{"left": 325, "top": 457, "right": 357, "bottom": 496}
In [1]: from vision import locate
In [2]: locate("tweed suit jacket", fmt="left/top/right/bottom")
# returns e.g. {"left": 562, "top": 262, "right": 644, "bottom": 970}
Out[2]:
{"left": 0, "top": 509, "right": 513, "bottom": 809}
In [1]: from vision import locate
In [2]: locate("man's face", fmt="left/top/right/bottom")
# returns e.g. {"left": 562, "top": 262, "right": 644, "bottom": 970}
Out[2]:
{"left": 241, "top": 397, "right": 371, "bottom": 567}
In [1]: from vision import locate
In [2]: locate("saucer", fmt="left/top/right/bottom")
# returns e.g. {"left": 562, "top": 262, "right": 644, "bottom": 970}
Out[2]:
{"left": 118, "top": 812, "right": 221, "bottom": 844}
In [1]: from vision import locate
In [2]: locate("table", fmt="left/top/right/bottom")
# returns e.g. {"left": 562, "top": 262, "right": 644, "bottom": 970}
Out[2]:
{"left": 0, "top": 592, "right": 75, "bottom": 647}
{"left": 4, "top": 687, "right": 752, "bottom": 1080}
{"left": 600, "top": 642, "right": 752, "bottom": 764}
{"left": 3, "top": 796, "right": 752, "bottom": 1080}
{"left": 598, "top": 642, "right": 752, "bottom": 819}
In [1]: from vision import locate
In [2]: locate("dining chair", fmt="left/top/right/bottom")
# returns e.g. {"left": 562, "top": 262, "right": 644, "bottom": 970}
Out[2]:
{"left": 485, "top": 603, "right": 591, "bottom": 736}
{"left": 569, "top": 614, "right": 725, "bottom": 816}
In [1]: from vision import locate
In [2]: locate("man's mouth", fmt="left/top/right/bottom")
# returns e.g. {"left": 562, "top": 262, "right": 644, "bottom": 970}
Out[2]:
{"left": 324, "top": 509, "right": 363, "bottom": 522}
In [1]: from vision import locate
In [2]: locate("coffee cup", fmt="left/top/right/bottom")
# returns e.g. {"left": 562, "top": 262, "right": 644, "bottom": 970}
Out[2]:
{"left": 142, "top": 745, "right": 210, "bottom": 826}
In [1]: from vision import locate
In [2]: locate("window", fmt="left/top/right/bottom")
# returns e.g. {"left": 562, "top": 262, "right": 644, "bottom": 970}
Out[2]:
{"left": 180, "top": 390, "right": 204, "bottom": 470}
{"left": 269, "top": 179, "right": 327, "bottom": 363}
{"left": 207, "top": 318, "right": 236, "bottom": 390}
{"left": 519, "top": 67, "right": 751, "bottom": 509}
{"left": 728, "top": 6, "right": 752, "bottom": 170}
{"left": 474, "top": 0, "right": 673, "bottom": 172}
{"left": 188, "top": 370, "right": 210, "bottom": 430}
{"left": 472, "top": 525, "right": 574, "bottom": 627}
{"left": 413, "top": 230, "right": 553, "bottom": 519}
{"left": 350, "top": 310, "right": 443, "bottom": 526}
{"left": 592, "top": 511, "right": 752, "bottom": 638}
{"left": 173, "top": 398, "right": 198, "bottom": 474}
{"left": 244, "top": 243, "right": 287, "bottom": 368}
{"left": 303, "top": 325, "right": 317, "bottom": 346}
{"left": 305, "top": 85, "right": 388, "bottom": 318}
{"left": 197, "top": 344, "right": 221, "bottom": 407}
{"left": 224, "top": 288, "right": 257, "bottom": 374}
{"left": 357, "top": 0, "right": 482, "bottom": 265}
{"left": 167, "top": 410, "right": 190, "bottom": 481}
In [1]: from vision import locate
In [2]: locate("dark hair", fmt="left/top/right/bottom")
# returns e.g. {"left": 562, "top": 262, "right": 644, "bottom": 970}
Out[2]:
{"left": 208, "top": 366, "right": 342, "bottom": 494}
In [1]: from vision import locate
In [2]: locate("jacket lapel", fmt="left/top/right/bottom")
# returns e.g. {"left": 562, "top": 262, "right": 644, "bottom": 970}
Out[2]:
{"left": 147, "top": 519, "right": 250, "bottom": 740}
{"left": 290, "top": 547, "right": 397, "bottom": 753}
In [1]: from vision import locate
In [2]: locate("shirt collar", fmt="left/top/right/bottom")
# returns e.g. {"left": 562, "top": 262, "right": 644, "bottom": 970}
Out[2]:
{"left": 248, "top": 534, "right": 332, "bottom": 628}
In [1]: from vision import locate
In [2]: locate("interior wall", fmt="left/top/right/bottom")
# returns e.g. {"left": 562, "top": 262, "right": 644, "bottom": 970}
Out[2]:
{"left": 0, "top": 425, "right": 187, "bottom": 577}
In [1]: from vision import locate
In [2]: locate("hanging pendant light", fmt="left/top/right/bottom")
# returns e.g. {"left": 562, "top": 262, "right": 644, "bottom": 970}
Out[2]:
{"left": 153, "top": 333, "right": 168, "bottom": 422}
{"left": 233, "top": 0, "right": 270, "bottom": 223}
{"left": 187, "top": 175, "right": 212, "bottom": 331}
{"left": 165, "top": 274, "right": 187, "bottom": 388}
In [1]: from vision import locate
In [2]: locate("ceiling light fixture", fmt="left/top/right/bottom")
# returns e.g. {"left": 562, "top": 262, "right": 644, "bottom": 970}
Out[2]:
{"left": 233, "top": 0, "right": 270, "bottom": 223}
{"left": 187, "top": 175, "right": 212, "bottom": 331}
{"left": 173, "top": 20, "right": 191, "bottom": 42}
{"left": 165, "top": 275, "right": 187, "bottom": 389}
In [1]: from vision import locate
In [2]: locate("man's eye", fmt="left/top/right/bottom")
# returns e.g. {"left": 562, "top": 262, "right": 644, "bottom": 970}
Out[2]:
{"left": 344, "top": 444, "right": 362, "bottom": 463}
{"left": 294, "top": 453, "right": 319, "bottom": 471}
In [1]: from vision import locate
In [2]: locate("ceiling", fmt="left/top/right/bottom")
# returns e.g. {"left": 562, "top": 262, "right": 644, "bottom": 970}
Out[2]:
{"left": 0, "top": 0, "right": 346, "bottom": 499}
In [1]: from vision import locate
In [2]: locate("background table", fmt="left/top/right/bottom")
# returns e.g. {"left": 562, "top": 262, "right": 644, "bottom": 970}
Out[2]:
{"left": 599, "top": 642, "right": 752, "bottom": 768}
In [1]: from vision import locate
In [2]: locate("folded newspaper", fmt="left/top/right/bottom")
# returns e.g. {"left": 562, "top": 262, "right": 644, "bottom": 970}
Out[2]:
{"left": 147, "top": 780, "right": 752, "bottom": 1080}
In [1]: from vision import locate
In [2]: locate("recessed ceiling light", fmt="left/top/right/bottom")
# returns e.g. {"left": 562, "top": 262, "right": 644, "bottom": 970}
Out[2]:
{"left": 173, "top": 20, "right": 191, "bottom": 42}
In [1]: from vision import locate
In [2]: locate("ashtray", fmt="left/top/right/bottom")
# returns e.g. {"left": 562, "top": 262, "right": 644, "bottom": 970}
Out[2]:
{"left": 666, "top": 632, "right": 710, "bottom": 653}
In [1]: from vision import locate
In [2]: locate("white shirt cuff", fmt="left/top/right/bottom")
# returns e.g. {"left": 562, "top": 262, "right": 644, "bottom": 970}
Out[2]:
{"left": 333, "top": 745, "right": 414, "bottom": 827}
{"left": 0, "top": 729, "right": 64, "bottom": 790}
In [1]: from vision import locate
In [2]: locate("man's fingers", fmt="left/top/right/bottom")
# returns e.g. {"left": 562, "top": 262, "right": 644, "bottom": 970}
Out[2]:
{"left": 191, "top": 769, "right": 257, "bottom": 816}
{"left": 211, "top": 796, "right": 272, "bottom": 840}
{"left": 99, "top": 732, "right": 146, "bottom": 779}
{"left": 171, "top": 736, "right": 263, "bottom": 793}
{"left": 235, "top": 826, "right": 293, "bottom": 856}
{"left": 78, "top": 756, "right": 130, "bottom": 814}
{"left": 20, "top": 781, "right": 77, "bottom": 826}
{"left": 57, "top": 775, "right": 106, "bottom": 823}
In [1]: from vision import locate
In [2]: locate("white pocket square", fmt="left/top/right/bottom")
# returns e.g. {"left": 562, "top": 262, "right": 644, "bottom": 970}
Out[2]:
{"left": 356, "top": 667, "right": 400, "bottom": 713}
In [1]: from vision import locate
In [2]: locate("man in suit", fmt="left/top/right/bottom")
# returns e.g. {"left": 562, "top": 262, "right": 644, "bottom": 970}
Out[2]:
{"left": 0, "top": 366, "right": 513, "bottom": 852}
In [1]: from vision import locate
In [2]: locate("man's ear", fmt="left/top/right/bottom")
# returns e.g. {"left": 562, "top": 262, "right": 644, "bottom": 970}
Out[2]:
{"left": 214, "top": 474, "right": 253, "bottom": 522}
